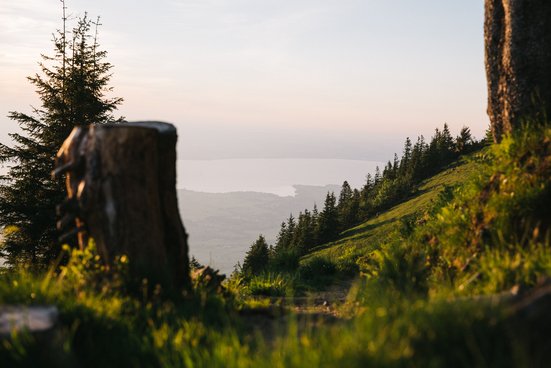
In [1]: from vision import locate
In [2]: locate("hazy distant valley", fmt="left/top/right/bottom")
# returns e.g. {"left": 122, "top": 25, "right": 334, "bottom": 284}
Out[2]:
{"left": 175, "top": 158, "right": 381, "bottom": 274}
{"left": 178, "top": 184, "right": 339, "bottom": 274}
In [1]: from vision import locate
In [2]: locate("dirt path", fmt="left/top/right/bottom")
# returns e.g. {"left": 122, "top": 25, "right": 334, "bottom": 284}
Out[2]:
{"left": 239, "top": 279, "right": 357, "bottom": 343}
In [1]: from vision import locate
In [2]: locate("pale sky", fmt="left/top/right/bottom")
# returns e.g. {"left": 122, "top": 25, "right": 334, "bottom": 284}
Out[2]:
{"left": 0, "top": 0, "right": 488, "bottom": 160}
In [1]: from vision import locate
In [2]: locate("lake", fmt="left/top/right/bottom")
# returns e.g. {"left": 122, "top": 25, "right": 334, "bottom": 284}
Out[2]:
{"left": 177, "top": 159, "right": 381, "bottom": 196}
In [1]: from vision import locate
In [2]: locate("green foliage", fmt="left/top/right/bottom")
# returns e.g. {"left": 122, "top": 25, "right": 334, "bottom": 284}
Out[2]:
{"left": 357, "top": 242, "right": 429, "bottom": 295}
{"left": 412, "top": 123, "right": 551, "bottom": 295}
{"left": 270, "top": 247, "right": 300, "bottom": 272}
{"left": 298, "top": 257, "right": 336, "bottom": 286}
{"left": 333, "top": 254, "right": 360, "bottom": 277}
{"left": 0, "top": 7, "right": 123, "bottom": 268}
{"left": 0, "top": 242, "right": 237, "bottom": 367}
{"left": 317, "top": 192, "right": 339, "bottom": 244}
{"left": 244, "top": 273, "right": 295, "bottom": 297}
{"left": 475, "top": 241, "right": 551, "bottom": 294}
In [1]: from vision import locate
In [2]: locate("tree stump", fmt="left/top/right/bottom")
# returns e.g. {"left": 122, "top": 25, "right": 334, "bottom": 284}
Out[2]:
{"left": 485, "top": 0, "right": 551, "bottom": 142}
{"left": 54, "top": 121, "right": 190, "bottom": 292}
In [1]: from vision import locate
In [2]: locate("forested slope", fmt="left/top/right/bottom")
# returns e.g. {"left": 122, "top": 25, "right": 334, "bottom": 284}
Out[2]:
{"left": 304, "top": 154, "right": 481, "bottom": 264}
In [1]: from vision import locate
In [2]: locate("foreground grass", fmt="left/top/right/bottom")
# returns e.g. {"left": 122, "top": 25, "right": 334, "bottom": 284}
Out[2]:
{"left": 0, "top": 265, "right": 546, "bottom": 368}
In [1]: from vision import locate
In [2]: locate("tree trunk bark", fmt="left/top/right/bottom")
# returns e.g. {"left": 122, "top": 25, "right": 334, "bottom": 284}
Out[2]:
{"left": 54, "top": 121, "right": 190, "bottom": 292}
{"left": 484, "top": 0, "right": 551, "bottom": 142}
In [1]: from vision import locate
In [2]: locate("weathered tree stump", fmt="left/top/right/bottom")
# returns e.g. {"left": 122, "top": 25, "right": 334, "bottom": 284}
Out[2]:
{"left": 54, "top": 121, "right": 190, "bottom": 292}
{"left": 485, "top": 0, "right": 551, "bottom": 142}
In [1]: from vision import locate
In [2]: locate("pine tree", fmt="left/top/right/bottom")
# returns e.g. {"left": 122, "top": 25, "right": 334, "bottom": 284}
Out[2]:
{"left": 337, "top": 181, "right": 360, "bottom": 230}
{"left": 441, "top": 123, "right": 456, "bottom": 155}
{"left": 427, "top": 128, "right": 442, "bottom": 170}
{"left": 346, "top": 189, "right": 360, "bottom": 227}
{"left": 317, "top": 192, "right": 339, "bottom": 243}
{"left": 0, "top": 6, "right": 123, "bottom": 267}
{"left": 392, "top": 153, "right": 400, "bottom": 177}
{"left": 275, "top": 222, "right": 288, "bottom": 249}
{"left": 359, "top": 173, "right": 373, "bottom": 219}
{"left": 285, "top": 214, "right": 296, "bottom": 248}
{"left": 411, "top": 135, "right": 428, "bottom": 180}
{"left": 290, "top": 211, "right": 304, "bottom": 250}
{"left": 399, "top": 137, "right": 412, "bottom": 176}
{"left": 310, "top": 204, "right": 320, "bottom": 245}
{"left": 242, "top": 235, "right": 270, "bottom": 275}
{"left": 434, "top": 123, "right": 455, "bottom": 164}
{"left": 338, "top": 181, "right": 353, "bottom": 208}
{"left": 274, "top": 214, "right": 296, "bottom": 251}
{"left": 291, "top": 210, "right": 316, "bottom": 254}
{"left": 383, "top": 161, "right": 393, "bottom": 180}
{"left": 374, "top": 166, "right": 381, "bottom": 185}
{"left": 455, "top": 126, "right": 473, "bottom": 153}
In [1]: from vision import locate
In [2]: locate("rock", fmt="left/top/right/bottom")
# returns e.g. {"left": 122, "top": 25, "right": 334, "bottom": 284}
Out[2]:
{"left": 484, "top": 0, "right": 551, "bottom": 142}
{"left": 0, "top": 305, "right": 58, "bottom": 337}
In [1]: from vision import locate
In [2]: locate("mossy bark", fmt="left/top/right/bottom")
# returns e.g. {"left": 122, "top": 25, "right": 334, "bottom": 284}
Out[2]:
{"left": 485, "top": 0, "right": 551, "bottom": 142}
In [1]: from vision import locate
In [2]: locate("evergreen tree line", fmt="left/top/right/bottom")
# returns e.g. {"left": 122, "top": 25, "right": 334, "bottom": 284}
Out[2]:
{"left": 240, "top": 124, "right": 481, "bottom": 276}
{"left": 0, "top": 3, "right": 122, "bottom": 268}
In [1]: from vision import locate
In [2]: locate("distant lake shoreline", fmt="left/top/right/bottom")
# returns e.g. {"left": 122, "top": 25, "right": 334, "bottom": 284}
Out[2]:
{"left": 177, "top": 158, "right": 382, "bottom": 197}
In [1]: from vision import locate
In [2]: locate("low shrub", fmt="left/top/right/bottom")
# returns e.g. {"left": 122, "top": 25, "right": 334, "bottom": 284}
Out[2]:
{"left": 270, "top": 248, "right": 300, "bottom": 272}
{"left": 298, "top": 257, "right": 337, "bottom": 287}
{"left": 245, "top": 273, "right": 294, "bottom": 297}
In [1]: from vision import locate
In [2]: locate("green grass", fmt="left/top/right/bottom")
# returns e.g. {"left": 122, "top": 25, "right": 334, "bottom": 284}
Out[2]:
{"left": 303, "top": 153, "right": 482, "bottom": 267}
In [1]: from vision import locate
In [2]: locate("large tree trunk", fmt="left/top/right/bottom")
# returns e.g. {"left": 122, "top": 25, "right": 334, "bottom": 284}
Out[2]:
{"left": 485, "top": 0, "right": 551, "bottom": 142}
{"left": 54, "top": 121, "right": 190, "bottom": 292}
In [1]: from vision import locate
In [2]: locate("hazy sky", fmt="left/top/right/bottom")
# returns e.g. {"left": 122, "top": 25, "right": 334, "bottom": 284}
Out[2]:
{"left": 1, "top": 0, "right": 488, "bottom": 160}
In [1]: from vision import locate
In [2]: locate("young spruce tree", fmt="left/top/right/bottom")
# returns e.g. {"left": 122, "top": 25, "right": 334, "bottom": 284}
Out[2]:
{"left": 0, "top": 4, "right": 123, "bottom": 267}
{"left": 242, "top": 235, "right": 270, "bottom": 276}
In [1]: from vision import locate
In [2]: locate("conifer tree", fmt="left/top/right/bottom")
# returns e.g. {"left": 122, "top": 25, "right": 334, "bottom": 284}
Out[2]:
{"left": 338, "top": 181, "right": 353, "bottom": 208}
{"left": 0, "top": 5, "right": 122, "bottom": 267}
{"left": 399, "top": 137, "right": 412, "bottom": 176}
{"left": 441, "top": 123, "right": 456, "bottom": 155}
{"left": 346, "top": 189, "right": 360, "bottom": 228}
{"left": 392, "top": 153, "right": 400, "bottom": 177}
{"left": 292, "top": 210, "right": 316, "bottom": 254}
{"left": 242, "top": 235, "right": 270, "bottom": 275}
{"left": 274, "top": 221, "right": 289, "bottom": 251}
{"left": 290, "top": 211, "right": 304, "bottom": 250}
{"left": 374, "top": 166, "right": 381, "bottom": 185}
{"left": 317, "top": 192, "right": 339, "bottom": 243}
{"left": 411, "top": 135, "right": 428, "bottom": 180}
{"left": 310, "top": 204, "right": 320, "bottom": 245}
{"left": 359, "top": 173, "right": 373, "bottom": 218}
{"left": 455, "top": 126, "right": 473, "bottom": 153}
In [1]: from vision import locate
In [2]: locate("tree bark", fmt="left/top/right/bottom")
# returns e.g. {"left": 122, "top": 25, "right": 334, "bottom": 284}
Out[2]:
{"left": 485, "top": 0, "right": 551, "bottom": 142}
{"left": 54, "top": 121, "right": 190, "bottom": 292}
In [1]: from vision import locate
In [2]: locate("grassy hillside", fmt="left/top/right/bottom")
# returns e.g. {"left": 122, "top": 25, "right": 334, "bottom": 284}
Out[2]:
{"left": 304, "top": 154, "right": 481, "bottom": 264}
